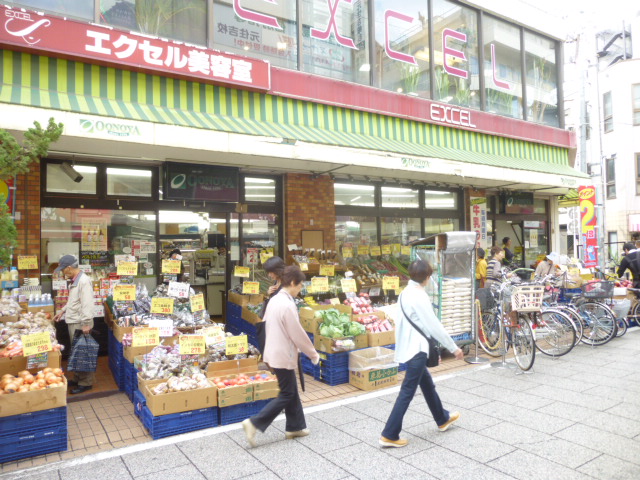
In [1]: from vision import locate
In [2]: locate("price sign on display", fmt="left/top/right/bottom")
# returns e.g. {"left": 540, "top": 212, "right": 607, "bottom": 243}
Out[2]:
{"left": 190, "top": 293, "right": 205, "bottom": 312}
{"left": 204, "top": 326, "right": 225, "bottom": 345}
{"left": 162, "top": 260, "right": 181, "bottom": 274}
{"left": 21, "top": 332, "right": 52, "bottom": 357}
{"left": 311, "top": 276, "right": 329, "bottom": 292}
{"left": 260, "top": 251, "right": 273, "bottom": 264}
{"left": 246, "top": 248, "right": 259, "bottom": 265}
{"left": 234, "top": 266, "right": 251, "bottom": 278}
{"left": 342, "top": 247, "right": 353, "bottom": 258}
{"left": 18, "top": 255, "right": 38, "bottom": 270}
{"left": 179, "top": 335, "right": 206, "bottom": 355}
{"left": 151, "top": 297, "right": 174, "bottom": 314}
{"left": 226, "top": 335, "right": 248, "bottom": 355}
{"left": 113, "top": 284, "right": 136, "bottom": 301}
{"left": 168, "top": 281, "right": 190, "bottom": 299}
{"left": 52, "top": 280, "right": 67, "bottom": 291}
{"left": 148, "top": 319, "right": 174, "bottom": 337}
{"left": 369, "top": 287, "right": 382, "bottom": 296}
{"left": 392, "top": 244, "right": 401, "bottom": 254}
{"left": 381, "top": 245, "right": 392, "bottom": 255}
{"left": 242, "top": 281, "right": 260, "bottom": 294}
{"left": 299, "top": 262, "right": 308, "bottom": 271}
{"left": 340, "top": 278, "right": 357, "bottom": 293}
{"left": 370, "top": 246, "right": 381, "bottom": 256}
{"left": 26, "top": 353, "right": 49, "bottom": 370}
{"left": 319, "top": 264, "right": 335, "bottom": 276}
{"left": 382, "top": 276, "right": 400, "bottom": 292}
{"left": 117, "top": 261, "right": 138, "bottom": 276}
{"left": 329, "top": 298, "right": 340, "bottom": 305}
{"left": 357, "top": 245, "right": 370, "bottom": 255}
{"left": 401, "top": 246, "right": 412, "bottom": 256}
{"left": 132, "top": 327, "right": 159, "bottom": 347}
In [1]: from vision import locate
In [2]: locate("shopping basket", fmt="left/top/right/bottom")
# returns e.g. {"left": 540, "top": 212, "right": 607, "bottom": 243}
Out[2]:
{"left": 511, "top": 285, "right": 544, "bottom": 312}
{"left": 580, "top": 281, "right": 614, "bottom": 299}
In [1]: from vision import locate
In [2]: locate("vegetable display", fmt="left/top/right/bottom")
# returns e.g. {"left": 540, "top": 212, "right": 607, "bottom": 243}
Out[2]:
{"left": 0, "top": 311, "right": 63, "bottom": 357}
{"left": 344, "top": 294, "right": 374, "bottom": 314}
{"left": 151, "top": 368, "right": 211, "bottom": 394}
{"left": 316, "top": 308, "right": 365, "bottom": 338}
{"left": 0, "top": 367, "right": 65, "bottom": 394}
{"left": 211, "top": 372, "right": 276, "bottom": 389}
{"left": 353, "top": 314, "right": 394, "bottom": 333}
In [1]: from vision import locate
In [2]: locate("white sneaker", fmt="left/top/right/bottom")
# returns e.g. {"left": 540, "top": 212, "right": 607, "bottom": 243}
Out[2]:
{"left": 285, "top": 428, "right": 310, "bottom": 439}
{"left": 242, "top": 419, "right": 257, "bottom": 448}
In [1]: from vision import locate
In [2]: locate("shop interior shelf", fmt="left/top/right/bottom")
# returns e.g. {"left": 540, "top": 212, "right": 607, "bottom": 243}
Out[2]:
{"left": 0, "top": 426, "right": 68, "bottom": 464}
{"left": 218, "top": 400, "right": 270, "bottom": 426}
{"left": 0, "top": 407, "right": 67, "bottom": 438}
{"left": 140, "top": 406, "right": 218, "bottom": 440}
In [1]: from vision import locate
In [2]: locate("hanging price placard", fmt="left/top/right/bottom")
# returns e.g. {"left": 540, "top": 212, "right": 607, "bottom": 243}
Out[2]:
{"left": 311, "top": 276, "right": 329, "bottom": 292}
{"left": 260, "top": 251, "right": 273, "bottom": 264}
{"left": 299, "top": 262, "right": 308, "bottom": 271}
{"left": 132, "top": 327, "right": 159, "bottom": 347}
{"left": 329, "top": 298, "right": 341, "bottom": 305}
{"left": 52, "top": 280, "right": 67, "bottom": 291}
{"left": 401, "top": 246, "right": 412, "bottom": 256}
{"left": 381, "top": 245, "right": 392, "bottom": 255}
{"left": 162, "top": 260, "right": 182, "bottom": 274}
{"left": 18, "top": 255, "right": 38, "bottom": 270}
{"left": 113, "top": 284, "right": 136, "bottom": 301}
{"left": 242, "top": 281, "right": 260, "bottom": 294}
{"left": 179, "top": 335, "right": 206, "bottom": 355}
{"left": 151, "top": 297, "right": 174, "bottom": 314}
{"left": 370, "top": 246, "right": 381, "bottom": 256}
{"left": 392, "top": 244, "right": 401, "bottom": 254}
{"left": 117, "top": 261, "right": 138, "bottom": 276}
{"left": 340, "top": 278, "right": 357, "bottom": 293}
{"left": 382, "top": 276, "right": 400, "bottom": 291}
{"left": 190, "top": 293, "right": 205, "bottom": 312}
{"left": 234, "top": 266, "right": 251, "bottom": 278}
{"left": 369, "top": 286, "right": 381, "bottom": 296}
{"left": 204, "top": 326, "right": 225, "bottom": 345}
{"left": 21, "top": 332, "right": 52, "bottom": 357}
{"left": 357, "top": 245, "right": 370, "bottom": 255}
{"left": 225, "top": 335, "right": 248, "bottom": 355}
{"left": 168, "top": 281, "right": 190, "bottom": 299}
{"left": 342, "top": 247, "right": 353, "bottom": 258}
{"left": 319, "top": 264, "right": 335, "bottom": 276}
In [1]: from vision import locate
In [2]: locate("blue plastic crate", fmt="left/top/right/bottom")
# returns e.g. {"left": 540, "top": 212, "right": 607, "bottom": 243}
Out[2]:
{"left": 300, "top": 353, "right": 319, "bottom": 376}
{"left": 140, "top": 406, "right": 218, "bottom": 440}
{"left": 123, "top": 360, "right": 137, "bottom": 401}
{"left": 133, "top": 389, "right": 146, "bottom": 418}
{"left": 0, "top": 407, "right": 67, "bottom": 438}
{"left": 0, "top": 426, "right": 67, "bottom": 463}
{"left": 218, "top": 400, "right": 270, "bottom": 426}
{"left": 227, "top": 302, "right": 242, "bottom": 318}
{"left": 314, "top": 351, "right": 350, "bottom": 386}
{"left": 451, "top": 332, "right": 472, "bottom": 343}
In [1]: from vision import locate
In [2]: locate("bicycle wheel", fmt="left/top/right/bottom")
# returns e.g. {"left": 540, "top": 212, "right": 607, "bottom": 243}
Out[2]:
{"left": 555, "top": 305, "right": 584, "bottom": 345}
{"left": 512, "top": 314, "right": 536, "bottom": 371}
{"left": 615, "top": 316, "right": 628, "bottom": 337}
{"left": 533, "top": 310, "right": 576, "bottom": 357}
{"left": 576, "top": 301, "right": 617, "bottom": 346}
{"left": 479, "top": 308, "right": 503, "bottom": 357}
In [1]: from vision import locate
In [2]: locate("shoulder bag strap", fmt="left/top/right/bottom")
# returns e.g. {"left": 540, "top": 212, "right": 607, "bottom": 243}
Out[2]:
{"left": 398, "top": 295, "right": 433, "bottom": 342}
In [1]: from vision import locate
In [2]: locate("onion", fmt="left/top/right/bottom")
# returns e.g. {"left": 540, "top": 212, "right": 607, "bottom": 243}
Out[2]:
{"left": 17, "top": 385, "right": 29, "bottom": 393}
{"left": 42, "top": 367, "right": 53, "bottom": 374}
{"left": 17, "top": 370, "right": 30, "bottom": 378}
{"left": 4, "top": 383, "right": 18, "bottom": 393}
{"left": 23, "top": 374, "right": 34, "bottom": 385}
{"left": 52, "top": 368, "right": 64, "bottom": 377}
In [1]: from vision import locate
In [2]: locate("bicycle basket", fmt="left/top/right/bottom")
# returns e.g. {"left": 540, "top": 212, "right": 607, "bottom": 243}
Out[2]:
{"left": 580, "top": 281, "right": 614, "bottom": 299}
{"left": 511, "top": 285, "right": 544, "bottom": 312}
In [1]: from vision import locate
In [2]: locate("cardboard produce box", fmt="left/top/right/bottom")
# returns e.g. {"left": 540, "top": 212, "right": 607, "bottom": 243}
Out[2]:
{"left": 142, "top": 378, "right": 218, "bottom": 416}
{"left": 353, "top": 311, "right": 395, "bottom": 347}
{"left": 0, "top": 377, "right": 67, "bottom": 417}
{"left": 241, "top": 306, "right": 262, "bottom": 325}
{"left": 0, "top": 350, "right": 61, "bottom": 377}
{"left": 27, "top": 305, "right": 55, "bottom": 316}
{"left": 348, "top": 347, "right": 398, "bottom": 391}
{"left": 206, "top": 357, "right": 259, "bottom": 377}
{"left": 0, "top": 315, "right": 19, "bottom": 323}
{"left": 299, "top": 304, "right": 352, "bottom": 334}
{"left": 228, "top": 292, "right": 264, "bottom": 307}
{"left": 124, "top": 335, "right": 179, "bottom": 362}
{"left": 314, "top": 333, "right": 367, "bottom": 353}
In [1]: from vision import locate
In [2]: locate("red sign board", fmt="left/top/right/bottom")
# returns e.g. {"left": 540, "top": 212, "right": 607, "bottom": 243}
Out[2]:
{"left": 578, "top": 186, "right": 598, "bottom": 268}
{"left": 0, "top": 5, "right": 270, "bottom": 91}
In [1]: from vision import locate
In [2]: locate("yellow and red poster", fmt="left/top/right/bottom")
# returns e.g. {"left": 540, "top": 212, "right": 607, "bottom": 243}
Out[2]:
{"left": 578, "top": 186, "right": 598, "bottom": 268}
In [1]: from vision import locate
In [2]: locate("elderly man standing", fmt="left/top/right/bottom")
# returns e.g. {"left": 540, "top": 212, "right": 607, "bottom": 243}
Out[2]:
{"left": 52, "top": 255, "right": 96, "bottom": 394}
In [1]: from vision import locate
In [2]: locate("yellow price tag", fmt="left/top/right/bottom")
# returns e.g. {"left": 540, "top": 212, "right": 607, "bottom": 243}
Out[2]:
{"left": 303, "top": 296, "right": 315, "bottom": 304}
{"left": 340, "top": 278, "right": 357, "bottom": 293}
{"left": 151, "top": 297, "right": 174, "bottom": 314}
{"left": 329, "top": 298, "right": 340, "bottom": 305}
{"left": 162, "top": 259, "right": 182, "bottom": 274}
{"left": 132, "top": 327, "right": 159, "bottom": 347}
{"left": 381, "top": 245, "right": 392, "bottom": 255}
{"left": 299, "top": 262, "right": 309, "bottom": 271}
{"left": 319, "top": 264, "right": 335, "bottom": 276}
{"left": 117, "top": 261, "right": 138, "bottom": 276}
{"left": 242, "top": 281, "right": 260, "bottom": 294}
{"left": 179, "top": 335, "right": 206, "bottom": 355}
{"left": 357, "top": 245, "right": 370, "bottom": 255}
{"left": 190, "top": 293, "right": 205, "bottom": 312}
{"left": 342, "top": 247, "right": 353, "bottom": 258}
{"left": 113, "top": 284, "right": 136, "bottom": 301}
{"left": 382, "top": 276, "right": 400, "bottom": 291}
{"left": 18, "top": 255, "right": 38, "bottom": 270}
{"left": 311, "top": 276, "right": 329, "bottom": 292}
{"left": 392, "top": 244, "right": 401, "bottom": 254}
{"left": 260, "top": 251, "right": 274, "bottom": 264}
{"left": 234, "top": 266, "right": 251, "bottom": 278}
{"left": 204, "top": 326, "right": 225, "bottom": 345}
{"left": 401, "top": 246, "right": 412, "bottom": 256}
{"left": 225, "top": 335, "right": 248, "bottom": 355}
{"left": 370, "top": 246, "right": 381, "bottom": 256}
{"left": 21, "top": 332, "right": 52, "bottom": 356}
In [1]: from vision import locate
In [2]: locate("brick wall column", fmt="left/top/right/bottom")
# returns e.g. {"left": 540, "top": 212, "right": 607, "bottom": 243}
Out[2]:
{"left": 13, "top": 162, "right": 41, "bottom": 279}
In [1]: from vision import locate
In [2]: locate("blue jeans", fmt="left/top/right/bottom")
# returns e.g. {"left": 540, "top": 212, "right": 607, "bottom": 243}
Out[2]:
{"left": 381, "top": 352, "right": 449, "bottom": 440}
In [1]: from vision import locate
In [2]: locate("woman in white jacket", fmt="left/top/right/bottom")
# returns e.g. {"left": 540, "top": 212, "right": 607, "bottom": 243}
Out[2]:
{"left": 380, "top": 260, "right": 464, "bottom": 448}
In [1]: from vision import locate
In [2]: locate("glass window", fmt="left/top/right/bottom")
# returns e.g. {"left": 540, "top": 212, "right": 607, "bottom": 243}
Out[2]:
{"left": 432, "top": 0, "right": 480, "bottom": 109}
{"left": 212, "top": 0, "right": 298, "bottom": 69}
{"left": 381, "top": 186, "right": 419, "bottom": 208}
{"left": 483, "top": 16, "right": 523, "bottom": 119}
{"left": 374, "top": 0, "right": 430, "bottom": 96}
{"left": 425, "top": 218, "right": 458, "bottom": 235}
{"left": 100, "top": 0, "right": 207, "bottom": 46}
{"left": 380, "top": 217, "right": 421, "bottom": 245}
{"left": 424, "top": 190, "right": 457, "bottom": 210}
{"left": 335, "top": 216, "right": 377, "bottom": 250}
{"left": 245, "top": 177, "right": 276, "bottom": 203}
{"left": 608, "top": 231, "right": 618, "bottom": 261}
{"left": 46, "top": 163, "right": 97, "bottom": 195}
{"left": 637, "top": 153, "right": 640, "bottom": 195}
{"left": 603, "top": 91, "right": 613, "bottom": 133}
{"left": 632, "top": 85, "right": 640, "bottom": 126}
{"left": 533, "top": 198, "right": 547, "bottom": 214}
{"left": 107, "top": 168, "right": 152, "bottom": 197}
{"left": 10, "top": 1, "right": 94, "bottom": 20}
{"left": 301, "top": 0, "right": 370, "bottom": 84}
{"left": 606, "top": 156, "right": 616, "bottom": 199}
{"left": 525, "top": 31, "right": 558, "bottom": 126}
{"left": 334, "top": 183, "right": 375, "bottom": 206}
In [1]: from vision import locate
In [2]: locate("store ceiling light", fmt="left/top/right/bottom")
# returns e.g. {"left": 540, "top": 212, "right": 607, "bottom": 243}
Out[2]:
{"left": 245, "top": 178, "right": 275, "bottom": 184}
{"left": 107, "top": 168, "right": 152, "bottom": 177}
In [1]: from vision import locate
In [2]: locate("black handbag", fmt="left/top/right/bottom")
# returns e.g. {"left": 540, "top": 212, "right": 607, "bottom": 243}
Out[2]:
{"left": 399, "top": 299, "right": 441, "bottom": 368}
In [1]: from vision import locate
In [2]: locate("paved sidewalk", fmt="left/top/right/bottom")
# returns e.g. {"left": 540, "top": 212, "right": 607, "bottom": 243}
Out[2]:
{"left": 3, "top": 329, "right": 640, "bottom": 480}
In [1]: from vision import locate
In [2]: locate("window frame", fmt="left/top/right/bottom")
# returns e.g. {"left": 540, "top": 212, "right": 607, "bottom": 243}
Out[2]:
{"left": 105, "top": 166, "right": 155, "bottom": 199}
{"left": 636, "top": 153, "right": 640, "bottom": 196}
{"left": 605, "top": 155, "right": 616, "bottom": 199}
{"left": 633, "top": 84, "right": 640, "bottom": 126}
{"left": 603, "top": 91, "right": 613, "bottom": 133}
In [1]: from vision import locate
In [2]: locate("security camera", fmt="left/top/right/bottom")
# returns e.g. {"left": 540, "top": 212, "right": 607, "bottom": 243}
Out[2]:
{"left": 60, "top": 161, "right": 83, "bottom": 183}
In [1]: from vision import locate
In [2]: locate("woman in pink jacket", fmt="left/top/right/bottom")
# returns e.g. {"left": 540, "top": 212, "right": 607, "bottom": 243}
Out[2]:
{"left": 242, "top": 266, "right": 320, "bottom": 447}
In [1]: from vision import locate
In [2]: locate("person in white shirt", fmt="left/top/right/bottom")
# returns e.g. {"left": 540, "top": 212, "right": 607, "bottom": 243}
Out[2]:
{"left": 379, "top": 260, "right": 464, "bottom": 448}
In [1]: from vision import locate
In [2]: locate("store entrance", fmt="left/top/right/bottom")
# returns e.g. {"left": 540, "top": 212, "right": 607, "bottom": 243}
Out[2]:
{"left": 495, "top": 220, "right": 549, "bottom": 269}
{"left": 495, "top": 220, "right": 524, "bottom": 268}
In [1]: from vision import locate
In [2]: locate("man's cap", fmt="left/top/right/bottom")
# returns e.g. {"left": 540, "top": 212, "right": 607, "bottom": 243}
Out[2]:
{"left": 546, "top": 252, "right": 559, "bottom": 263}
{"left": 54, "top": 254, "right": 78, "bottom": 272}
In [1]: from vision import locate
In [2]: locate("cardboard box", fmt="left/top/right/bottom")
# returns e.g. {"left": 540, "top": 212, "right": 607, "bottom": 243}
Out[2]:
{"left": 112, "top": 323, "right": 134, "bottom": 342}
{"left": 228, "top": 292, "right": 264, "bottom": 307}
{"left": 242, "top": 307, "right": 262, "bottom": 325}
{"left": 348, "top": 347, "right": 398, "bottom": 391}
{"left": 353, "top": 311, "right": 396, "bottom": 347}
{"left": 137, "top": 371, "right": 158, "bottom": 392}
{"left": 0, "top": 315, "right": 19, "bottom": 323}
{"left": 314, "top": 334, "right": 367, "bottom": 353}
{"left": 218, "top": 392, "right": 255, "bottom": 407}
{"left": 142, "top": 378, "right": 218, "bottom": 416}
{"left": 27, "top": 305, "right": 55, "bottom": 316}
{"left": 124, "top": 335, "right": 179, "bottom": 362}
{"left": 253, "top": 388, "right": 279, "bottom": 401}
{"left": 0, "top": 350, "right": 61, "bottom": 377}
{"left": 206, "top": 357, "right": 259, "bottom": 377}
{"left": 349, "top": 367, "right": 398, "bottom": 391}
{"left": 299, "top": 304, "right": 352, "bottom": 334}
{"left": 0, "top": 377, "right": 67, "bottom": 417}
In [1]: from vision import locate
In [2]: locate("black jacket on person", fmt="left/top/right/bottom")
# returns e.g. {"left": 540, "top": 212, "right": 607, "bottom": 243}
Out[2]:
{"left": 618, "top": 250, "right": 640, "bottom": 288}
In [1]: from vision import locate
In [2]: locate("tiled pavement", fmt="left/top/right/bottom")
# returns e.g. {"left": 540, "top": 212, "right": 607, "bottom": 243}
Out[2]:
{"left": 2, "top": 329, "right": 640, "bottom": 479}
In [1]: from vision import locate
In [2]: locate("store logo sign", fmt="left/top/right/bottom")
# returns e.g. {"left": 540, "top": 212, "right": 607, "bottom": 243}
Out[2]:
{"left": 4, "top": 9, "right": 51, "bottom": 46}
{"left": 401, "top": 157, "right": 430, "bottom": 169}
{"left": 80, "top": 118, "right": 141, "bottom": 137}
{"left": 164, "top": 162, "right": 240, "bottom": 202}
{"left": 560, "top": 177, "right": 577, "bottom": 186}
{"left": 170, "top": 174, "right": 187, "bottom": 190}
